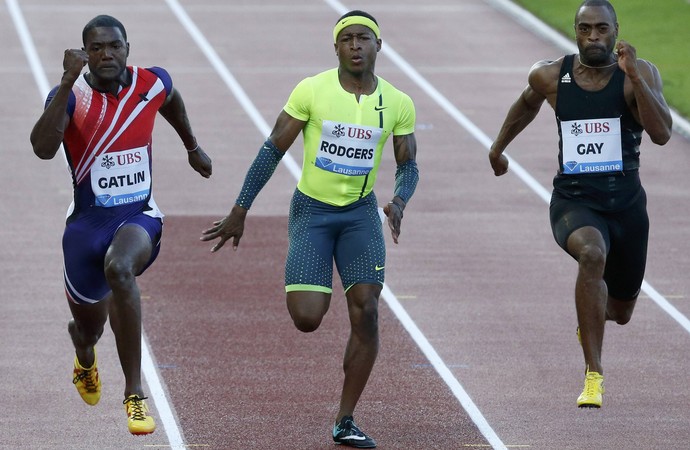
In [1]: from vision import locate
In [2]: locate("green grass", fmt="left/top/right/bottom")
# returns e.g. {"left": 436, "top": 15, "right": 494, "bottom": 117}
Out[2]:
{"left": 513, "top": 0, "right": 690, "bottom": 119}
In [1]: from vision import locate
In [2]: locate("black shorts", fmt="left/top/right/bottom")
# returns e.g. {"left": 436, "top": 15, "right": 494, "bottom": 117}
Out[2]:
{"left": 550, "top": 185, "right": 648, "bottom": 300}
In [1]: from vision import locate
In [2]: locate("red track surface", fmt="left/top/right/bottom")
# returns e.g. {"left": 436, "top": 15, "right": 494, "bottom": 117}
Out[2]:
{"left": 3, "top": 1, "right": 689, "bottom": 449}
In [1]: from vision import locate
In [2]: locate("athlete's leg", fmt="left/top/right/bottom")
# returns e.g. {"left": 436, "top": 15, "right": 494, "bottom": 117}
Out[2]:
{"left": 603, "top": 191, "right": 648, "bottom": 326}
{"left": 567, "top": 226, "right": 608, "bottom": 374}
{"left": 68, "top": 299, "right": 109, "bottom": 368}
{"left": 606, "top": 296, "right": 637, "bottom": 324}
{"left": 286, "top": 291, "right": 332, "bottom": 332}
{"left": 336, "top": 282, "right": 381, "bottom": 421}
{"left": 104, "top": 223, "right": 153, "bottom": 398}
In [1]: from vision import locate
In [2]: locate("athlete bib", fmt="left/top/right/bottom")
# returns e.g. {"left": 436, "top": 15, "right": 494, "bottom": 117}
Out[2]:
{"left": 315, "top": 120, "right": 382, "bottom": 176}
{"left": 91, "top": 147, "right": 151, "bottom": 207}
{"left": 561, "top": 117, "right": 623, "bottom": 174}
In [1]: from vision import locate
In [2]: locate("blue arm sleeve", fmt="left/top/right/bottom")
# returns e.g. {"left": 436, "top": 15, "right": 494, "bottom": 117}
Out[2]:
{"left": 393, "top": 159, "right": 419, "bottom": 204}
{"left": 235, "top": 140, "right": 284, "bottom": 209}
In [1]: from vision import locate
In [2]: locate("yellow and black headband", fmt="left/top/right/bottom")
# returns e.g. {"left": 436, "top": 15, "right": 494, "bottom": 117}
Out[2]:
{"left": 333, "top": 16, "right": 380, "bottom": 43}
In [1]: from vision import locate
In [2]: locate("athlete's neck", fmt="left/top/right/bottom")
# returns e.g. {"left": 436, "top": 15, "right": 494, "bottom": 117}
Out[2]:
{"left": 578, "top": 54, "right": 618, "bottom": 70}
{"left": 339, "top": 69, "right": 378, "bottom": 100}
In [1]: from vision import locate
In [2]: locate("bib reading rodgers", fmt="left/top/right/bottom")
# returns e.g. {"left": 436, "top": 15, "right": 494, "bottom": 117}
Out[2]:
{"left": 561, "top": 117, "right": 622, "bottom": 174}
{"left": 317, "top": 120, "right": 382, "bottom": 176}
{"left": 91, "top": 147, "right": 151, "bottom": 207}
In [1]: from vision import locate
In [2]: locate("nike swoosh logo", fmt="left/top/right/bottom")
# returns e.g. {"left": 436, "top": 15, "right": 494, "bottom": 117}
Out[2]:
{"left": 375, "top": 265, "right": 385, "bottom": 271}
{"left": 341, "top": 436, "right": 366, "bottom": 441}
{"left": 374, "top": 106, "right": 387, "bottom": 111}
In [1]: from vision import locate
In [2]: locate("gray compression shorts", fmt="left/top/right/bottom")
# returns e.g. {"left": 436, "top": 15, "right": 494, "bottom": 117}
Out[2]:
{"left": 285, "top": 189, "right": 385, "bottom": 293}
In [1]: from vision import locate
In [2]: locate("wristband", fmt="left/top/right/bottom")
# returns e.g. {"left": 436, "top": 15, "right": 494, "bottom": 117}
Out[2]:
{"left": 186, "top": 144, "right": 200, "bottom": 153}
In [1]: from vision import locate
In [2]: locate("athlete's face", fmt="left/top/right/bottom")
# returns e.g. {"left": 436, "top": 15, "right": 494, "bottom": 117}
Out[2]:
{"left": 83, "top": 26, "right": 129, "bottom": 86}
{"left": 574, "top": 6, "right": 618, "bottom": 65}
{"left": 334, "top": 25, "right": 381, "bottom": 75}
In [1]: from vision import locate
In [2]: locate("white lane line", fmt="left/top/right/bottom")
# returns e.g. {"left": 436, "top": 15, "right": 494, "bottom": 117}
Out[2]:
{"left": 166, "top": 0, "right": 508, "bottom": 448}
{"left": 6, "top": 0, "right": 50, "bottom": 94}
{"left": 163, "top": 0, "right": 302, "bottom": 180}
{"left": 141, "top": 334, "right": 187, "bottom": 449}
{"left": 330, "top": 0, "right": 690, "bottom": 443}
{"left": 8, "top": 0, "right": 186, "bottom": 447}
{"left": 327, "top": 1, "right": 512, "bottom": 448}
{"left": 487, "top": 0, "right": 690, "bottom": 139}
{"left": 335, "top": 0, "right": 690, "bottom": 341}
{"left": 487, "top": 0, "right": 690, "bottom": 335}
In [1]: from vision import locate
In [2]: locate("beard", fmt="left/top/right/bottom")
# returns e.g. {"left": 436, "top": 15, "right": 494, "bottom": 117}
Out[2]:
{"left": 580, "top": 44, "right": 614, "bottom": 66}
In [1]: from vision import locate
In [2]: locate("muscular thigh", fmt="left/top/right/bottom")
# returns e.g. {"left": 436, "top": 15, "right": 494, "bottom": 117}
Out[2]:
{"left": 550, "top": 190, "right": 649, "bottom": 299}
{"left": 63, "top": 212, "right": 162, "bottom": 304}
{"left": 550, "top": 197, "right": 610, "bottom": 253}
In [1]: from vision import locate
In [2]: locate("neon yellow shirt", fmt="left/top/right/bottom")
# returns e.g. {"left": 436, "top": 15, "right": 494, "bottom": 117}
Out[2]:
{"left": 284, "top": 68, "right": 415, "bottom": 206}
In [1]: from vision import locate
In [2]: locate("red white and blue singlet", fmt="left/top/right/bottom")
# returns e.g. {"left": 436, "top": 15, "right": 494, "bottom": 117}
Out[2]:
{"left": 46, "top": 66, "right": 173, "bottom": 304}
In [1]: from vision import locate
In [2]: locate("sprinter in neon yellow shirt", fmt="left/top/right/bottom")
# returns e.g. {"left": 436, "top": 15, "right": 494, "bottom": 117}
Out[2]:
{"left": 202, "top": 10, "right": 418, "bottom": 448}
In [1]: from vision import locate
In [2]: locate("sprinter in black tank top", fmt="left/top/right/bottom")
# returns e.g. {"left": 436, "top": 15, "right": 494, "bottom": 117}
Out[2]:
{"left": 488, "top": 0, "right": 672, "bottom": 408}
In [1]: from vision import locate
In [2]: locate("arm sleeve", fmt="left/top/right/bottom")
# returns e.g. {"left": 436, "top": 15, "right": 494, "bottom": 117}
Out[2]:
{"left": 235, "top": 139, "right": 284, "bottom": 209}
{"left": 393, "top": 159, "right": 419, "bottom": 204}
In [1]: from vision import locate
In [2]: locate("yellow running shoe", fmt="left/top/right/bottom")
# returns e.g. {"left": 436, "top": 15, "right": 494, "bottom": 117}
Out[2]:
{"left": 577, "top": 371, "right": 604, "bottom": 408}
{"left": 124, "top": 395, "right": 156, "bottom": 435}
{"left": 72, "top": 350, "right": 101, "bottom": 406}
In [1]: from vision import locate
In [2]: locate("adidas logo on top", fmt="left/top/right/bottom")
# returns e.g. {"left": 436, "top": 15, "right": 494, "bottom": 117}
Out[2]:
{"left": 561, "top": 73, "right": 572, "bottom": 83}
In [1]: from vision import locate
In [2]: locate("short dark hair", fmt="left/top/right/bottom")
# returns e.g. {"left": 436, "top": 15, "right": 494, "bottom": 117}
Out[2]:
{"left": 576, "top": 0, "right": 617, "bottom": 24}
{"left": 336, "top": 10, "right": 379, "bottom": 27}
{"left": 82, "top": 15, "right": 127, "bottom": 45}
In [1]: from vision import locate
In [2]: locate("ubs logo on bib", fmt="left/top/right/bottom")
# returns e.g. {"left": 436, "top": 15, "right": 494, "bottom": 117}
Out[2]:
{"left": 101, "top": 155, "right": 115, "bottom": 169}
{"left": 570, "top": 122, "right": 583, "bottom": 137}
{"left": 332, "top": 124, "right": 345, "bottom": 138}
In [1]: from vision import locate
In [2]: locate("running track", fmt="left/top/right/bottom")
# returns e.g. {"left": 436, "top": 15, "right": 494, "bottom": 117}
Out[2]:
{"left": 2, "top": 1, "right": 689, "bottom": 449}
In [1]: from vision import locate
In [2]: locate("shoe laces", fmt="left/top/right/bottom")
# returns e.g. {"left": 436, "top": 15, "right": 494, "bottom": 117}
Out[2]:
{"left": 584, "top": 373, "right": 602, "bottom": 396}
{"left": 337, "top": 416, "right": 363, "bottom": 436}
{"left": 73, "top": 368, "right": 98, "bottom": 392}
{"left": 123, "top": 395, "right": 149, "bottom": 421}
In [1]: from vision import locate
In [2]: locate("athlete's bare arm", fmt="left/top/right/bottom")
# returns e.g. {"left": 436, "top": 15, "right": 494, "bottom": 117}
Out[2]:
{"left": 489, "top": 59, "right": 561, "bottom": 176}
{"left": 158, "top": 87, "right": 212, "bottom": 178}
{"left": 30, "top": 49, "right": 87, "bottom": 159}
{"left": 617, "top": 40, "right": 672, "bottom": 145}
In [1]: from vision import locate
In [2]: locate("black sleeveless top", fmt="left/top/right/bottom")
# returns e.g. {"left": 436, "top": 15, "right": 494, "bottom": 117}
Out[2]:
{"left": 552, "top": 55, "right": 644, "bottom": 211}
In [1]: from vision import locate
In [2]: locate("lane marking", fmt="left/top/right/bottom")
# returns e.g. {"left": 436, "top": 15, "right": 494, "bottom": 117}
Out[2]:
{"left": 485, "top": 0, "right": 690, "bottom": 336}
{"left": 166, "top": 0, "right": 508, "bottom": 447}
{"left": 328, "top": 0, "right": 690, "bottom": 341}
{"left": 164, "top": 0, "right": 302, "bottom": 180}
{"left": 8, "top": 0, "right": 186, "bottom": 448}
{"left": 486, "top": 0, "right": 690, "bottom": 140}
